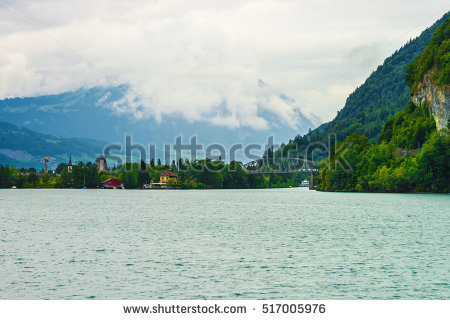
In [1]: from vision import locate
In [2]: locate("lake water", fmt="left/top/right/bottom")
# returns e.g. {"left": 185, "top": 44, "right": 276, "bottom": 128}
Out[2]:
{"left": 0, "top": 189, "right": 449, "bottom": 299}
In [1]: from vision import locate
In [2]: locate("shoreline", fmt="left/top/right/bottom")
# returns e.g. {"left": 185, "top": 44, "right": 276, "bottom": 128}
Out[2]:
{"left": 3, "top": 187, "right": 448, "bottom": 194}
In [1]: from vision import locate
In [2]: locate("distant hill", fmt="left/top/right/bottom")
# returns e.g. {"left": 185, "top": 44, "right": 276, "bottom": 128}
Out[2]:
{"left": 0, "top": 122, "right": 104, "bottom": 169}
{"left": 283, "top": 11, "right": 449, "bottom": 160}
{"left": 0, "top": 82, "right": 320, "bottom": 161}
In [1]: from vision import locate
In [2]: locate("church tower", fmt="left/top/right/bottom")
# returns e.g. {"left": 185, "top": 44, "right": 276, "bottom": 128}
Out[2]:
{"left": 68, "top": 156, "right": 72, "bottom": 172}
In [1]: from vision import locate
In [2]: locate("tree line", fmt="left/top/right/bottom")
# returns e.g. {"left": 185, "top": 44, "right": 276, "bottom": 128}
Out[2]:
{"left": 0, "top": 159, "right": 309, "bottom": 189}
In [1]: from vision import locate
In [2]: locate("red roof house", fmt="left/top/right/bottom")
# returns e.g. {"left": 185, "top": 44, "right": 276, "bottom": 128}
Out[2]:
{"left": 101, "top": 177, "right": 123, "bottom": 189}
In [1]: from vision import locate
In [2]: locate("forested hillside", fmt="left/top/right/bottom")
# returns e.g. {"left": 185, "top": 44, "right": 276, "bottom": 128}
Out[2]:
{"left": 316, "top": 103, "right": 448, "bottom": 193}
{"left": 279, "top": 12, "right": 449, "bottom": 161}
{"left": 315, "top": 15, "right": 450, "bottom": 193}
{"left": 405, "top": 16, "right": 450, "bottom": 92}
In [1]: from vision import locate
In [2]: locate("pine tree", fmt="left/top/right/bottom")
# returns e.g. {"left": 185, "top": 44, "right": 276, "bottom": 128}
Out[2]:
{"left": 138, "top": 159, "right": 149, "bottom": 188}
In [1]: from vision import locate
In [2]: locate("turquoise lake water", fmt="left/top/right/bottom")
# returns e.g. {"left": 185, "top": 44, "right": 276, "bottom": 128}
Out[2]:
{"left": 0, "top": 188, "right": 449, "bottom": 299}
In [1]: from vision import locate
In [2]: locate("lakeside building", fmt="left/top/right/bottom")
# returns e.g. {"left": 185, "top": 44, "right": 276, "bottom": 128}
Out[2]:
{"left": 160, "top": 171, "right": 178, "bottom": 184}
{"left": 143, "top": 171, "right": 179, "bottom": 189}
{"left": 101, "top": 177, "right": 123, "bottom": 189}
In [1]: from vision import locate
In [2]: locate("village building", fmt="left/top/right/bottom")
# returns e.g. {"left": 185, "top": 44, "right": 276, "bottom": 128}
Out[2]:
{"left": 67, "top": 156, "right": 72, "bottom": 172}
{"left": 101, "top": 177, "right": 123, "bottom": 189}
{"left": 144, "top": 171, "right": 179, "bottom": 189}
{"left": 159, "top": 171, "right": 178, "bottom": 184}
{"left": 95, "top": 155, "right": 108, "bottom": 172}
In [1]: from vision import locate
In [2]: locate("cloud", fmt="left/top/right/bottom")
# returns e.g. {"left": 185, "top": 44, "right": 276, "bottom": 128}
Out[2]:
{"left": 0, "top": 0, "right": 448, "bottom": 128}
{"left": 345, "top": 43, "right": 384, "bottom": 69}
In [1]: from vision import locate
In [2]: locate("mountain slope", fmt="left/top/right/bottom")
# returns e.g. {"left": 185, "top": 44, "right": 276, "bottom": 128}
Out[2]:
{"left": 0, "top": 122, "right": 104, "bottom": 169}
{"left": 406, "top": 16, "right": 450, "bottom": 92}
{"left": 407, "top": 17, "right": 450, "bottom": 130}
{"left": 316, "top": 15, "right": 450, "bottom": 193}
{"left": 330, "top": 12, "right": 449, "bottom": 139}
{"left": 283, "top": 12, "right": 449, "bottom": 160}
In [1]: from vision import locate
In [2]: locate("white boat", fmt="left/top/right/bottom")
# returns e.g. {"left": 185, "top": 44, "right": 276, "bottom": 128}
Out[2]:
{"left": 300, "top": 179, "right": 309, "bottom": 187}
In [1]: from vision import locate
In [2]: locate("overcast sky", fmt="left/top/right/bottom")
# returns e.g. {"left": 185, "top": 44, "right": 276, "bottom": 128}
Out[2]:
{"left": 0, "top": 0, "right": 449, "bottom": 129}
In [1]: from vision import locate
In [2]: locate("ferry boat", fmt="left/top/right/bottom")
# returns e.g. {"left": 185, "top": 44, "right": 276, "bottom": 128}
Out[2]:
{"left": 300, "top": 179, "right": 309, "bottom": 187}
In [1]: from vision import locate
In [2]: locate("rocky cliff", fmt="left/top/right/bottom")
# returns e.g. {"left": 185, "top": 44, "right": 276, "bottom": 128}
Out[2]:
{"left": 413, "top": 71, "right": 450, "bottom": 130}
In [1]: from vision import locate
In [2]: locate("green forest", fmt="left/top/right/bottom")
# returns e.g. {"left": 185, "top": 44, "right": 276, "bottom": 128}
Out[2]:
{"left": 316, "top": 103, "right": 449, "bottom": 193}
